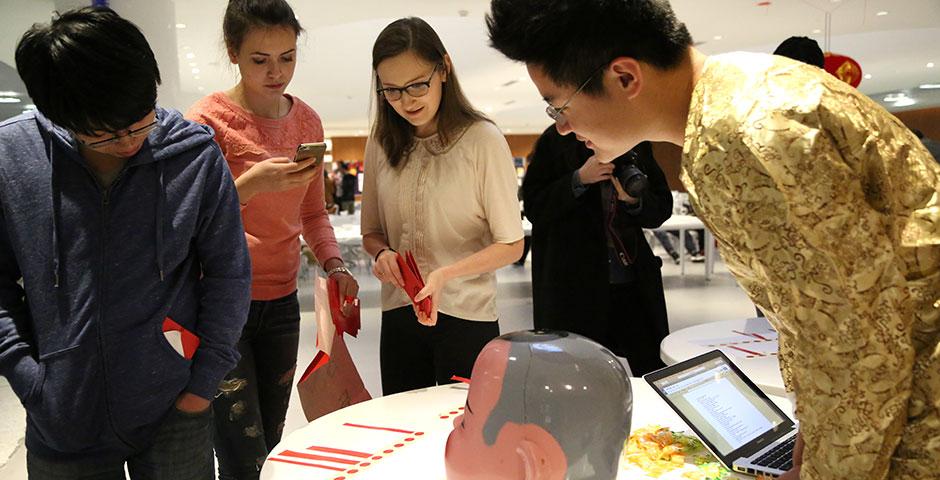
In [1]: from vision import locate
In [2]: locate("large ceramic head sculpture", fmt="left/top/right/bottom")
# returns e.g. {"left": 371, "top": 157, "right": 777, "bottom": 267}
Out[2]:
{"left": 445, "top": 330, "right": 632, "bottom": 480}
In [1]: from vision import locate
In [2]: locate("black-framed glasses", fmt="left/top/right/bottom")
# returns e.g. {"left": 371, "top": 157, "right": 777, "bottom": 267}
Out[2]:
{"left": 545, "top": 65, "right": 606, "bottom": 123}
{"left": 377, "top": 63, "right": 441, "bottom": 102}
{"left": 76, "top": 120, "right": 159, "bottom": 149}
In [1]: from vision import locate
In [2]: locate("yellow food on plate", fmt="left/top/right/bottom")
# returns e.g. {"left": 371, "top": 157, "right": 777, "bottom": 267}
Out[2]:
{"left": 622, "top": 425, "right": 729, "bottom": 479}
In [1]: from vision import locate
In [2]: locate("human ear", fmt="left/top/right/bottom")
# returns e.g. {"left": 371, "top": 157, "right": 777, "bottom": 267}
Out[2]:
{"left": 608, "top": 57, "right": 643, "bottom": 100}
{"left": 441, "top": 54, "right": 453, "bottom": 83}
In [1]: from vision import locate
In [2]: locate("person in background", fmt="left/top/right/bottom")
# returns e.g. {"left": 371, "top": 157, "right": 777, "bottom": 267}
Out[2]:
{"left": 912, "top": 128, "right": 940, "bottom": 162}
{"left": 524, "top": 126, "right": 672, "bottom": 376}
{"left": 186, "top": 1, "right": 358, "bottom": 478}
{"left": 2, "top": 7, "right": 251, "bottom": 478}
{"left": 652, "top": 230, "right": 699, "bottom": 264}
{"left": 323, "top": 169, "right": 338, "bottom": 214}
{"left": 361, "top": 17, "right": 524, "bottom": 396}
{"left": 514, "top": 153, "right": 533, "bottom": 266}
{"left": 488, "top": 0, "right": 940, "bottom": 478}
{"left": 773, "top": 36, "right": 825, "bottom": 68}
{"left": 337, "top": 162, "right": 358, "bottom": 215}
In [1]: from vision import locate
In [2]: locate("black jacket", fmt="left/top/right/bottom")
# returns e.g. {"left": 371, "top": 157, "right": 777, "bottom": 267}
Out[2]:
{"left": 523, "top": 128, "right": 672, "bottom": 344}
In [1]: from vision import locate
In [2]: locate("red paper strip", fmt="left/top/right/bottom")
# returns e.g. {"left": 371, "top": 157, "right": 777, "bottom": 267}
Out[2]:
{"left": 280, "top": 450, "right": 360, "bottom": 465}
{"left": 732, "top": 329, "right": 771, "bottom": 341}
{"left": 450, "top": 375, "right": 471, "bottom": 384}
{"left": 306, "top": 445, "right": 372, "bottom": 458}
{"left": 728, "top": 345, "right": 764, "bottom": 357}
{"left": 343, "top": 422, "right": 414, "bottom": 434}
{"left": 267, "top": 457, "right": 346, "bottom": 471}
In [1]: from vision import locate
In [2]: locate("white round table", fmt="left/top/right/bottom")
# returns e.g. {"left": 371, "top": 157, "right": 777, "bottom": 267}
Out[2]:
{"left": 660, "top": 317, "right": 786, "bottom": 396}
{"left": 261, "top": 378, "right": 790, "bottom": 480}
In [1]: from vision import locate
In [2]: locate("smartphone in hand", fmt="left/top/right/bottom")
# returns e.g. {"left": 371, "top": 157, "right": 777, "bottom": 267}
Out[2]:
{"left": 294, "top": 142, "right": 327, "bottom": 167}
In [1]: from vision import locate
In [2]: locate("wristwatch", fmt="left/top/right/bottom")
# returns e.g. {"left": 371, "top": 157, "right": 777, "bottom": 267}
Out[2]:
{"left": 326, "top": 265, "right": 351, "bottom": 277}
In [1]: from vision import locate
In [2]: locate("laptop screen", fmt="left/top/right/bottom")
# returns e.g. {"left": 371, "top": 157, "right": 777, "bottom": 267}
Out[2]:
{"left": 647, "top": 353, "right": 790, "bottom": 456}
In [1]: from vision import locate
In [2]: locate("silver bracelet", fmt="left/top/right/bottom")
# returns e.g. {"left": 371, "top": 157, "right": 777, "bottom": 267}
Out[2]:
{"left": 326, "top": 265, "right": 351, "bottom": 277}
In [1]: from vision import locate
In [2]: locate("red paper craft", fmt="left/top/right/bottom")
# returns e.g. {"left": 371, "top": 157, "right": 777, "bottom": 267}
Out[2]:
{"left": 396, "top": 251, "right": 432, "bottom": 317}
{"left": 161, "top": 317, "right": 200, "bottom": 360}
{"left": 328, "top": 276, "right": 361, "bottom": 337}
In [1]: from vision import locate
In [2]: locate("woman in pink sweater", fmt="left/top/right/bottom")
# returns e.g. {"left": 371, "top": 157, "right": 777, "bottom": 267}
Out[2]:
{"left": 186, "top": 1, "right": 358, "bottom": 478}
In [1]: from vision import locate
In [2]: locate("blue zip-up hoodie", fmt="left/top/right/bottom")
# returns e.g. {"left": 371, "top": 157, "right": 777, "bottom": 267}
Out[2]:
{"left": 0, "top": 107, "right": 251, "bottom": 460}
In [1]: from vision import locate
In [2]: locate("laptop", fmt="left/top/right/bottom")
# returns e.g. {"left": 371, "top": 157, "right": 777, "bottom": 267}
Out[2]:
{"left": 643, "top": 350, "right": 797, "bottom": 477}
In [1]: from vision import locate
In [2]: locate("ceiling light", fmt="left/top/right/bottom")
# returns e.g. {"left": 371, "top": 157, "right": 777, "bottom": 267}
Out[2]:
{"left": 0, "top": 97, "right": 21, "bottom": 103}
{"left": 927, "top": 62, "right": 935, "bottom": 68}
{"left": 175, "top": 23, "right": 186, "bottom": 29}
{"left": 185, "top": 53, "right": 195, "bottom": 59}
{"left": 864, "top": 74, "right": 872, "bottom": 79}
{"left": 713, "top": 35, "right": 723, "bottom": 40}
{"left": 0, "top": 91, "right": 21, "bottom": 96}
{"left": 883, "top": 93, "right": 916, "bottom": 107}
{"left": 876, "top": 11, "right": 888, "bottom": 16}
{"left": 197, "top": 86, "right": 204, "bottom": 91}
{"left": 812, "top": 29, "right": 821, "bottom": 34}
{"left": 920, "top": 84, "right": 940, "bottom": 89}
{"left": 192, "top": 68, "right": 200, "bottom": 74}
{"left": 484, "top": 106, "right": 494, "bottom": 113}
{"left": 23, "top": 104, "right": 36, "bottom": 110}
{"left": 893, "top": 97, "right": 916, "bottom": 107}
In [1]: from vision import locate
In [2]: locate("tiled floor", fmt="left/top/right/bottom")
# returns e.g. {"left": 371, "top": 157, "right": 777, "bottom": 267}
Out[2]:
{"left": 0, "top": 248, "right": 756, "bottom": 478}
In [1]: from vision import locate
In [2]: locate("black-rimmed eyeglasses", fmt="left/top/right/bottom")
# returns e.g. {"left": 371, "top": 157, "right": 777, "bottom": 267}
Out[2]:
{"left": 377, "top": 64, "right": 442, "bottom": 102}
{"left": 76, "top": 120, "right": 159, "bottom": 149}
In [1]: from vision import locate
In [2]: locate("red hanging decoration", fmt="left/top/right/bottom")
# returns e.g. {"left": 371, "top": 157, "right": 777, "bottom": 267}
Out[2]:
{"left": 824, "top": 52, "right": 863, "bottom": 88}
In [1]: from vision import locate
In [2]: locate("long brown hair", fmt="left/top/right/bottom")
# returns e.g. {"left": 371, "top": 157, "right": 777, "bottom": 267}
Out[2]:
{"left": 371, "top": 17, "right": 489, "bottom": 168}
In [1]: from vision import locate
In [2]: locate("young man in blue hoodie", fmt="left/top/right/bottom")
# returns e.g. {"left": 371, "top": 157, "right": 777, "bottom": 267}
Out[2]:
{"left": 0, "top": 7, "right": 252, "bottom": 478}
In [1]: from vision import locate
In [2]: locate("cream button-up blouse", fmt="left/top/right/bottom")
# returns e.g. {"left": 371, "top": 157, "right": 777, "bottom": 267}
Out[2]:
{"left": 361, "top": 121, "right": 524, "bottom": 321}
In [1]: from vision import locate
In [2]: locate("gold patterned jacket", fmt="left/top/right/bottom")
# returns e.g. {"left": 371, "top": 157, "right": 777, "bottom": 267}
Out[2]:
{"left": 682, "top": 52, "right": 940, "bottom": 479}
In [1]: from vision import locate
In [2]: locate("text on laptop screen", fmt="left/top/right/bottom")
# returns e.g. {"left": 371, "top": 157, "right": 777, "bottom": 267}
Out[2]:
{"left": 651, "top": 357, "right": 788, "bottom": 455}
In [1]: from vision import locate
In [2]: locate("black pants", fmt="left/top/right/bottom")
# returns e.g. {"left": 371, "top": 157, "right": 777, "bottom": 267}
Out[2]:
{"left": 380, "top": 306, "right": 500, "bottom": 395}
{"left": 27, "top": 407, "right": 214, "bottom": 480}
{"left": 608, "top": 281, "right": 669, "bottom": 377}
{"left": 212, "top": 292, "right": 301, "bottom": 480}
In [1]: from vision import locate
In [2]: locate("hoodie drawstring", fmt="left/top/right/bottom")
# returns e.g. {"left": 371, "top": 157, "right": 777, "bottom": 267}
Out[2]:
{"left": 50, "top": 139, "right": 61, "bottom": 288}
{"left": 156, "top": 160, "right": 165, "bottom": 282}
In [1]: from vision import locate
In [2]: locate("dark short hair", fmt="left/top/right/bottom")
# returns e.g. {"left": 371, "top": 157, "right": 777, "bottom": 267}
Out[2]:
{"left": 487, "top": 0, "right": 693, "bottom": 95}
{"left": 371, "top": 17, "right": 488, "bottom": 168}
{"left": 223, "top": 0, "right": 303, "bottom": 53}
{"left": 15, "top": 7, "right": 160, "bottom": 135}
{"left": 773, "top": 36, "right": 824, "bottom": 68}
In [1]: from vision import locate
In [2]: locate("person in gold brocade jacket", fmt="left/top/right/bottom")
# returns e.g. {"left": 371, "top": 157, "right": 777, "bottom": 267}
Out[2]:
{"left": 487, "top": 1, "right": 940, "bottom": 479}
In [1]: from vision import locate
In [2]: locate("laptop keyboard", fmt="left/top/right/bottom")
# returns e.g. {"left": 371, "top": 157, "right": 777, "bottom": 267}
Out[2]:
{"left": 752, "top": 435, "right": 796, "bottom": 471}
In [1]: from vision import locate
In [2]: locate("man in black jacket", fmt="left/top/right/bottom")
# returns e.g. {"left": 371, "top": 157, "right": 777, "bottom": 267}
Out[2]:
{"left": 523, "top": 126, "right": 671, "bottom": 375}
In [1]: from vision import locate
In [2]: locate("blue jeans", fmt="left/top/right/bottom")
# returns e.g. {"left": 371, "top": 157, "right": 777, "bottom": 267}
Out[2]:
{"left": 212, "top": 292, "right": 300, "bottom": 480}
{"left": 26, "top": 407, "right": 214, "bottom": 480}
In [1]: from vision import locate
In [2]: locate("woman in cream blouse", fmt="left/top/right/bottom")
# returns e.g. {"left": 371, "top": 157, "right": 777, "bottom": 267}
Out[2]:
{"left": 361, "top": 17, "right": 524, "bottom": 395}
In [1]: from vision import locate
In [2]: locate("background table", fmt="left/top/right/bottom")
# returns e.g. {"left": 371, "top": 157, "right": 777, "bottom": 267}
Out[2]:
{"left": 261, "top": 378, "right": 791, "bottom": 480}
{"left": 660, "top": 317, "right": 786, "bottom": 396}
{"left": 650, "top": 214, "right": 717, "bottom": 280}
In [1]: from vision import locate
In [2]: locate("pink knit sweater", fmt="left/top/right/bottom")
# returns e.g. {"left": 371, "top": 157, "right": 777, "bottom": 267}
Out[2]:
{"left": 187, "top": 92, "right": 341, "bottom": 300}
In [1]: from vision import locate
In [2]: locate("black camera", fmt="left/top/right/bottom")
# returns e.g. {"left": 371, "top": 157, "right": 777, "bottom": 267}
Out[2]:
{"left": 613, "top": 151, "right": 648, "bottom": 198}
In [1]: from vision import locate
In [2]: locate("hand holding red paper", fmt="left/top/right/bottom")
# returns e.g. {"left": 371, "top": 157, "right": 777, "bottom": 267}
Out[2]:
{"left": 414, "top": 267, "right": 450, "bottom": 327}
{"left": 395, "top": 251, "right": 435, "bottom": 325}
{"left": 328, "top": 275, "right": 360, "bottom": 337}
